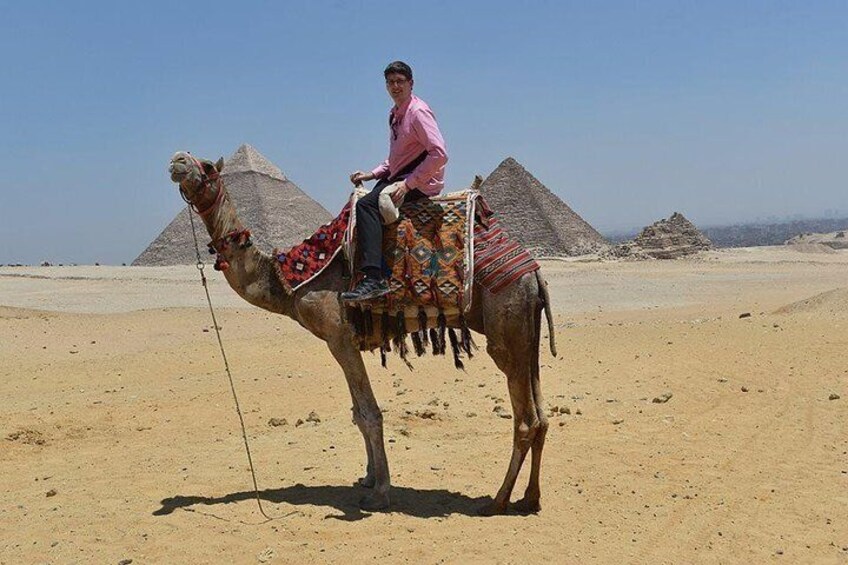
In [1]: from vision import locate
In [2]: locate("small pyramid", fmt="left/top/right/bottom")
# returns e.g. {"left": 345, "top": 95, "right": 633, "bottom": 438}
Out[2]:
{"left": 133, "top": 144, "right": 332, "bottom": 265}
{"left": 479, "top": 157, "right": 608, "bottom": 256}
{"left": 612, "top": 212, "right": 712, "bottom": 259}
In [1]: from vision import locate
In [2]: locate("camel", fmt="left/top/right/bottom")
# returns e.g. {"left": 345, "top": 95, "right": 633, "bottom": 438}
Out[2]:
{"left": 168, "top": 152, "right": 557, "bottom": 515}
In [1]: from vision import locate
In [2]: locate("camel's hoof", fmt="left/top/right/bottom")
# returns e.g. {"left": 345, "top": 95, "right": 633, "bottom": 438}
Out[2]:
{"left": 359, "top": 492, "right": 390, "bottom": 512}
{"left": 356, "top": 475, "right": 376, "bottom": 488}
{"left": 511, "top": 497, "right": 541, "bottom": 514}
{"left": 477, "top": 501, "right": 508, "bottom": 516}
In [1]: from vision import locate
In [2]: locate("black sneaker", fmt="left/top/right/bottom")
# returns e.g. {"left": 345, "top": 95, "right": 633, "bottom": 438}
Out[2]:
{"left": 341, "top": 278, "right": 389, "bottom": 302}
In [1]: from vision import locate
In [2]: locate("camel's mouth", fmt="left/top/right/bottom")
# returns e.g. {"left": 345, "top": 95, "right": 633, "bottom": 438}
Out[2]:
{"left": 169, "top": 155, "right": 192, "bottom": 183}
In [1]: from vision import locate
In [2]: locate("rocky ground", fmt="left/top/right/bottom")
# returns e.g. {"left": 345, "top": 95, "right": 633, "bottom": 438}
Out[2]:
{"left": 786, "top": 230, "right": 848, "bottom": 250}
{"left": 1, "top": 247, "right": 847, "bottom": 564}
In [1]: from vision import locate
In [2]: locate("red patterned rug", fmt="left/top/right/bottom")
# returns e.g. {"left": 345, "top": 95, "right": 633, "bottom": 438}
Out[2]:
{"left": 273, "top": 201, "right": 351, "bottom": 292}
{"left": 472, "top": 197, "right": 540, "bottom": 293}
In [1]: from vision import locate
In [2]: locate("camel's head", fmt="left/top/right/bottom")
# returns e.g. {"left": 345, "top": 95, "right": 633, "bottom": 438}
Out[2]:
{"left": 169, "top": 152, "right": 225, "bottom": 213}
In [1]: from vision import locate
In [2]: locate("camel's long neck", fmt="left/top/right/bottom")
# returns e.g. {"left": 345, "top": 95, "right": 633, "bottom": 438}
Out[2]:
{"left": 199, "top": 182, "right": 295, "bottom": 317}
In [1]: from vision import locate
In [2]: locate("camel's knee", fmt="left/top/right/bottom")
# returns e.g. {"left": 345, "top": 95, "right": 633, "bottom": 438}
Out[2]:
{"left": 514, "top": 417, "right": 541, "bottom": 446}
{"left": 351, "top": 409, "right": 368, "bottom": 431}
{"left": 358, "top": 409, "right": 384, "bottom": 432}
{"left": 352, "top": 404, "right": 383, "bottom": 426}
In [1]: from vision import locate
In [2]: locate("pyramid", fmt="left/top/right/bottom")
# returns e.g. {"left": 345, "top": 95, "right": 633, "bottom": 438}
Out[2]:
{"left": 133, "top": 144, "right": 333, "bottom": 265}
{"left": 479, "top": 157, "right": 608, "bottom": 257}
{"left": 609, "top": 212, "right": 712, "bottom": 259}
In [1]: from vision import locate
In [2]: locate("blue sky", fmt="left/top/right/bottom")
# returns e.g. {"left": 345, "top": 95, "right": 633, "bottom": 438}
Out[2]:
{"left": 1, "top": 1, "right": 846, "bottom": 264}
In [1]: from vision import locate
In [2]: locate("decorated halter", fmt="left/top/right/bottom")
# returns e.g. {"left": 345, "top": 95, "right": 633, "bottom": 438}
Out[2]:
{"left": 206, "top": 228, "right": 253, "bottom": 271}
{"left": 179, "top": 154, "right": 224, "bottom": 218}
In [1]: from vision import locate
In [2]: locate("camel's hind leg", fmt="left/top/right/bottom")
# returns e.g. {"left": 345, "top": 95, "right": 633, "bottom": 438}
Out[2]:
{"left": 512, "top": 305, "right": 548, "bottom": 513}
{"left": 478, "top": 278, "right": 545, "bottom": 515}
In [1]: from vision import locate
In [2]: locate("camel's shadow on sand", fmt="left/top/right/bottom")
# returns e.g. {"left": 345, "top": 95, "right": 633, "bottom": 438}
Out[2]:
{"left": 153, "top": 483, "right": 504, "bottom": 521}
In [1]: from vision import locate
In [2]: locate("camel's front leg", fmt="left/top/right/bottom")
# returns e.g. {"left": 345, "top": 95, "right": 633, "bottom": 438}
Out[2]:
{"left": 351, "top": 400, "right": 376, "bottom": 488}
{"left": 327, "top": 337, "right": 391, "bottom": 510}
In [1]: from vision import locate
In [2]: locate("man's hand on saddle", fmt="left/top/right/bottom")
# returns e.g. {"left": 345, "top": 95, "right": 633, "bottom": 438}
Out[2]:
{"left": 349, "top": 170, "right": 375, "bottom": 187}
{"left": 389, "top": 180, "right": 409, "bottom": 205}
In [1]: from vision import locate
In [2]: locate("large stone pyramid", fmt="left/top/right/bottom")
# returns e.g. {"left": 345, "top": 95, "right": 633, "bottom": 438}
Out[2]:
{"left": 479, "top": 157, "right": 608, "bottom": 256}
{"left": 133, "top": 144, "right": 333, "bottom": 265}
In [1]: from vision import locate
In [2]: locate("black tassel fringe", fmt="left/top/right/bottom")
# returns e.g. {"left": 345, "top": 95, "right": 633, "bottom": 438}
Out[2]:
{"left": 418, "top": 308, "right": 429, "bottom": 346}
{"left": 345, "top": 305, "right": 475, "bottom": 370}
{"left": 436, "top": 310, "right": 447, "bottom": 355}
{"left": 392, "top": 312, "right": 408, "bottom": 362}
{"left": 380, "top": 311, "right": 391, "bottom": 367}
{"left": 411, "top": 330, "right": 425, "bottom": 356}
{"left": 364, "top": 308, "right": 374, "bottom": 339}
{"left": 459, "top": 313, "right": 476, "bottom": 358}
{"left": 349, "top": 307, "right": 363, "bottom": 336}
{"left": 448, "top": 328, "right": 464, "bottom": 370}
{"left": 429, "top": 328, "right": 440, "bottom": 355}
{"left": 380, "top": 311, "right": 390, "bottom": 347}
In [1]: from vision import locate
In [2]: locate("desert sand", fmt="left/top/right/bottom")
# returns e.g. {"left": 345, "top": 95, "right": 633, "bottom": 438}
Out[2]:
{"left": 1, "top": 247, "right": 846, "bottom": 564}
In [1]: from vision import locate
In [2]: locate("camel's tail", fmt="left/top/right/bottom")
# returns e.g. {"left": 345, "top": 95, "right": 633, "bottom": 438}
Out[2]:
{"left": 535, "top": 270, "right": 557, "bottom": 357}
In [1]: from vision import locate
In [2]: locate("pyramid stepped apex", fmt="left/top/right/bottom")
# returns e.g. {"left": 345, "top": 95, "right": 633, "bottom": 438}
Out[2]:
{"left": 223, "top": 143, "right": 286, "bottom": 181}
{"left": 480, "top": 157, "right": 608, "bottom": 257}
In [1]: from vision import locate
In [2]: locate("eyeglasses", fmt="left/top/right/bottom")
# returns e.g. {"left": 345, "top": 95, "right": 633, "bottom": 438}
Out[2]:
{"left": 386, "top": 78, "right": 409, "bottom": 87}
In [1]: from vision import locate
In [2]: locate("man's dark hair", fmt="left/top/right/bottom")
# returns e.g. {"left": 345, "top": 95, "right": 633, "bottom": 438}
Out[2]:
{"left": 384, "top": 61, "right": 413, "bottom": 81}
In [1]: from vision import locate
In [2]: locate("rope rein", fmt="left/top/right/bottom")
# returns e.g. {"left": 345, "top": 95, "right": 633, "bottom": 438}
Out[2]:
{"left": 186, "top": 205, "right": 279, "bottom": 523}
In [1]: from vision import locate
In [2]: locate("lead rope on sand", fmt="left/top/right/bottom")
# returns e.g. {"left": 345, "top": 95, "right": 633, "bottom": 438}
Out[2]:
{"left": 186, "top": 206, "right": 280, "bottom": 523}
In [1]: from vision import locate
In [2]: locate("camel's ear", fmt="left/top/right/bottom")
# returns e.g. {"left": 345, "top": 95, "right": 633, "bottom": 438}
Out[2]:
{"left": 214, "top": 157, "right": 224, "bottom": 172}
{"left": 471, "top": 175, "right": 483, "bottom": 191}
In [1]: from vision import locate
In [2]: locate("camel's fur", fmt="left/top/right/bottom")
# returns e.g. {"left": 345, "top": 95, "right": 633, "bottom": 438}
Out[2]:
{"left": 169, "top": 152, "right": 555, "bottom": 514}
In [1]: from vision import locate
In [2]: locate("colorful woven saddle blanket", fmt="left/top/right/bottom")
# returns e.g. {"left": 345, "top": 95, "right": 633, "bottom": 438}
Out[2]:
{"left": 352, "top": 191, "right": 474, "bottom": 309}
{"left": 272, "top": 188, "right": 539, "bottom": 366}
{"left": 273, "top": 202, "right": 351, "bottom": 292}
{"left": 346, "top": 190, "right": 475, "bottom": 365}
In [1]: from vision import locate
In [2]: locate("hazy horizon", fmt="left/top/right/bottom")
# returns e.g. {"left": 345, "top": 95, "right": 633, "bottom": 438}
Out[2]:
{"left": 1, "top": 1, "right": 846, "bottom": 265}
{"left": 601, "top": 206, "right": 848, "bottom": 235}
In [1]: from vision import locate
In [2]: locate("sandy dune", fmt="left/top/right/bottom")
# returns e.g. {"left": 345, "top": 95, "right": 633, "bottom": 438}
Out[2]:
{"left": 1, "top": 247, "right": 846, "bottom": 564}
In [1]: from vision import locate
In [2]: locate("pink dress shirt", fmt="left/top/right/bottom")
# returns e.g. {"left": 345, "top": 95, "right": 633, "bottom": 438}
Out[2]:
{"left": 370, "top": 94, "right": 448, "bottom": 196}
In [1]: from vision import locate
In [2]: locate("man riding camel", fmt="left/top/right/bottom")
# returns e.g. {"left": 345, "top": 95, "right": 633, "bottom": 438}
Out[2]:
{"left": 343, "top": 61, "right": 448, "bottom": 302}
